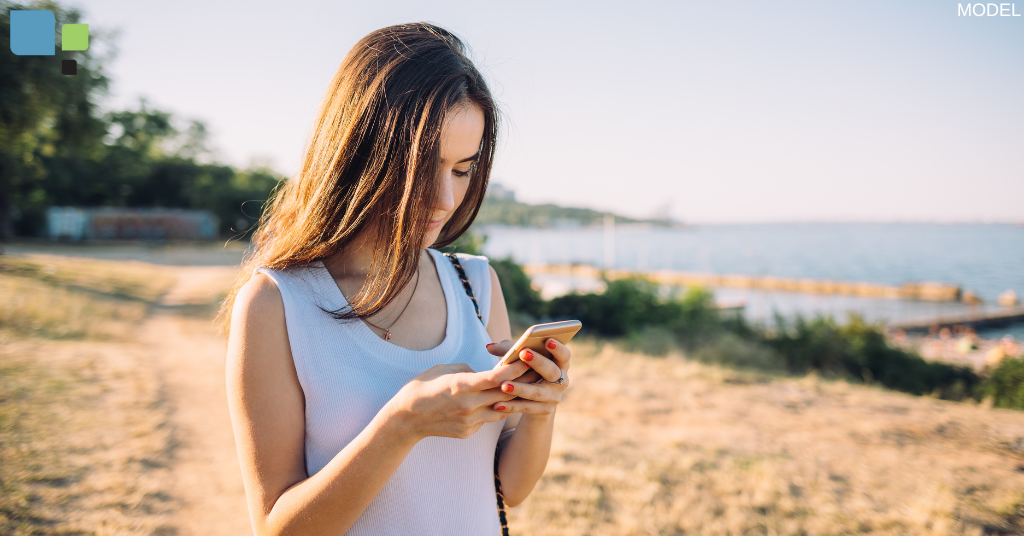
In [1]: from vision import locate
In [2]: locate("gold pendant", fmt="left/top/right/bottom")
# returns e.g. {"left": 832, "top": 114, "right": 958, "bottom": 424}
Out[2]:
{"left": 383, "top": 329, "right": 391, "bottom": 341}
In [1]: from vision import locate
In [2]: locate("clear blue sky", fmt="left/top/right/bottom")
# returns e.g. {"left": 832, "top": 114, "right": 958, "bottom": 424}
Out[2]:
{"left": 77, "top": 0, "right": 1023, "bottom": 223}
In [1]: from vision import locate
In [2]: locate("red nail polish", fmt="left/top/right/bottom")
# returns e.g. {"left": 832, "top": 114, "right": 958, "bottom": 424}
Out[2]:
{"left": 523, "top": 350, "right": 534, "bottom": 362}
{"left": 495, "top": 405, "right": 506, "bottom": 411}
{"left": 503, "top": 384, "right": 514, "bottom": 393}
{"left": 486, "top": 343, "right": 495, "bottom": 348}
{"left": 547, "top": 341, "right": 556, "bottom": 350}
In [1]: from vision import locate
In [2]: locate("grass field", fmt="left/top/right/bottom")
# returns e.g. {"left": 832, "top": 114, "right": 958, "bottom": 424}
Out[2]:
{"left": 509, "top": 342, "right": 1024, "bottom": 535}
{"left": 0, "top": 255, "right": 178, "bottom": 535}
{"left": 1, "top": 247, "right": 1023, "bottom": 535}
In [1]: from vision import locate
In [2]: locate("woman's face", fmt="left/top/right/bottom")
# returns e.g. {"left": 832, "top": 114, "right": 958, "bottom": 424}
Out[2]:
{"left": 424, "top": 102, "right": 485, "bottom": 248}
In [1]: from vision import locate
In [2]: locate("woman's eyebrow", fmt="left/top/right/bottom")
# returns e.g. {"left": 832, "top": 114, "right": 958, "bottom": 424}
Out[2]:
{"left": 455, "top": 151, "right": 480, "bottom": 164}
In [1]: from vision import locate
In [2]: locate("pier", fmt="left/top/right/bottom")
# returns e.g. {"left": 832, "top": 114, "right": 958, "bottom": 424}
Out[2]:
{"left": 522, "top": 264, "right": 964, "bottom": 302}
{"left": 886, "top": 307, "right": 1024, "bottom": 334}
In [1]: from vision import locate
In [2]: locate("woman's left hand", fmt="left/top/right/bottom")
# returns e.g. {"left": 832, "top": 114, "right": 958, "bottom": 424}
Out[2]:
{"left": 485, "top": 338, "right": 570, "bottom": 416}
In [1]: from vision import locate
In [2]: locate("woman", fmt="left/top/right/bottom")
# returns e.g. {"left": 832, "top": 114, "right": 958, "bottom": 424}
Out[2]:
{"left": 220, "top": 23, "right": 572, "bottom": 535}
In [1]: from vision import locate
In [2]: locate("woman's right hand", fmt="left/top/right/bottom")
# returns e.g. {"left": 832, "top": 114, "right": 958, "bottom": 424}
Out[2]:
{"left": 388, "top": 361, "right": 530, "bottom": 440}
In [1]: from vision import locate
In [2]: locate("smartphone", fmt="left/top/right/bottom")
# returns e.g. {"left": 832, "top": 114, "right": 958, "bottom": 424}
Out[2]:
{"left": 494, "top": 320, "right": 583, "bottom": 368}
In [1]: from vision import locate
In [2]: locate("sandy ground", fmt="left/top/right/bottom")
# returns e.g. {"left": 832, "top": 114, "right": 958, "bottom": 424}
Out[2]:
{"left": 144, "top": 265, "right": 251, "bottom": 535}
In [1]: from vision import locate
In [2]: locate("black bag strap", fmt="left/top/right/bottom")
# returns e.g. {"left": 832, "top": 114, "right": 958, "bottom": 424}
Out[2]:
{"left": 445, "top": 252, "right": 484, "bottom": 323}
{"left": 444, "top": 252, "right": 510, "bottom": 536}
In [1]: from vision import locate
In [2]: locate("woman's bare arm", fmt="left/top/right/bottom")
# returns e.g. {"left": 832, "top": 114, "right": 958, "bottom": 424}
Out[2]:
{"left": 226, "top": 274, "right": 422, "bottom": 535}
{"left": 226, "top": 274, "right": 524, "bottom": 535}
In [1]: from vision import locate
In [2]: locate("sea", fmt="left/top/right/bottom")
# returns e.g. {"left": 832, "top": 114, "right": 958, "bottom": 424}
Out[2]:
{"left": 479, "top": 223, "right": 1024, "bottom": 340}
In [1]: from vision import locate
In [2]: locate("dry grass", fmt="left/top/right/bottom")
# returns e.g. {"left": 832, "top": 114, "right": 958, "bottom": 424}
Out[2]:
{"left": 0, "top": 276, "right": 149, "bottom": 339}
{"left": 0, "top": 254, "right": 175, "bottom": 303}
{"left": 0, "top": 254, "right": 179, "bottom": 535}
{"left": 0, "top": 255, "right": 175, "bottom": 340}
{"left": 508, "top": 341, "right": 1024, "bottom": 535}
{"left": 0, "top": 337, "right": 177, "bottom": 535}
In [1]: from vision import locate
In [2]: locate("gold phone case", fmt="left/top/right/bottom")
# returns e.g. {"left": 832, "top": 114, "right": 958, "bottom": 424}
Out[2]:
{"left": 494, "top": 320, "right": 582, "bottom": 368}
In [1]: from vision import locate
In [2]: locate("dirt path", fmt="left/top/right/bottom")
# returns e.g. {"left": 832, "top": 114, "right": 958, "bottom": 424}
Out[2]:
{"left": 144, "top": 266, "right": 251, "bottom": 535}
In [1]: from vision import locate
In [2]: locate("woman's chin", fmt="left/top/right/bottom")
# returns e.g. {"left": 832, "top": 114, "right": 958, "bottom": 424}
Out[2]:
{"left": 423, "top": 231, "right": 442, "bottom": 249}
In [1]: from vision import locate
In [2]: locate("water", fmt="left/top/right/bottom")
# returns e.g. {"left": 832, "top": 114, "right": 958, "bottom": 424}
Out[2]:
{"left": 480, "top": 223, "right": 1024, "bottom": 338}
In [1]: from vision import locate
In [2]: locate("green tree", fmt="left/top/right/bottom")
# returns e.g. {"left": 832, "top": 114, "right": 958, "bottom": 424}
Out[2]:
{"left": 0, "top": 0, "right": 113, "bottom": 237}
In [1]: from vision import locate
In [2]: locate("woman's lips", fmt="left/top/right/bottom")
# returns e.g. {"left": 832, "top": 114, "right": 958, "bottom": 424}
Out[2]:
{"left": 427, "top": 218, "right": 444, "bottom": 230}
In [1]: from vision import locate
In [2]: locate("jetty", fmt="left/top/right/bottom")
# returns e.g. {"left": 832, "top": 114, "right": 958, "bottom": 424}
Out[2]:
{"left": 522, "top": 264, "right": 964, "bottom": 302}
{"left": 886, "top": 307, "right": 1024, "bottom": 334}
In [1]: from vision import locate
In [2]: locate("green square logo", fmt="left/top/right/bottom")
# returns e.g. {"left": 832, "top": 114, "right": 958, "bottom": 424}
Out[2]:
{"left": 61, "top": 24, "right": 88, "bottom": 51}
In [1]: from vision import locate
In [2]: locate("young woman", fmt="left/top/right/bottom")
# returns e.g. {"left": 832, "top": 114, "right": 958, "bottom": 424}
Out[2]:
{"left": 220, "top": 23, "right": 572, "bottom": 535}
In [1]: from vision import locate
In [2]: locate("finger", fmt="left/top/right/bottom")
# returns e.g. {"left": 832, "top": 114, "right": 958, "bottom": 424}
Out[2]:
{"left": 520, "top": 349, "right": 563, "bottom": 384}
{"left": 498, "top": 380, "right": 561, "bottom": 403}
{"left": 420, "top": 362, "right": 473, "bottom": 381}
{"left": 456, "top": 361, "right": 530, "bottom": 391}
{"left": 493, "top": 399, "right": 556, "bottom": 416}
{"left": 476, "top": 389, "right": 518, "bottom": 407}
{"left": 480, "top": 407, "right": 517, "bottom": 422}
{"left": 543, "top": 338, "right": 571, "bottom": 368}
{"left": 485, "top": 340, "right": 514, "bottom": 357}
{"left": 513, "top": 369, "right": 542, "bottom": 384}
{"left": 438, "top": 362, "right": 475, "bottom": 374}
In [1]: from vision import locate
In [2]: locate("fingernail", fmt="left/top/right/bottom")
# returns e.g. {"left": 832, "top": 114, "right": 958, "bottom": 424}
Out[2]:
{"left": 495, "top": 405, "right": 506, "bottom": 411}
{"left": 547, "top": 340, "right": 557, "bottom": 350}
{"left": 502, "top": 384, "right": 514, "bottom": 393}
{"left": 523, "top": 350, "right": 534, "bottom": 362}
{"left": 486, "top": 343, "right": 495, "bottom": 348}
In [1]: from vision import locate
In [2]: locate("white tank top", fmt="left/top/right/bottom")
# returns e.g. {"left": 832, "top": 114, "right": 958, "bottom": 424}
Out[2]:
{"left": 255, "top": 249, "right": 503, "bottom": 535}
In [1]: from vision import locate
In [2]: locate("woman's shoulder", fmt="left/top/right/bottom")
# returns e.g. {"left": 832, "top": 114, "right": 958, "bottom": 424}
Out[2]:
{"left": 234, "top": 263, "right": 319, "bottom": 319}
{"left": 233, "top": 271, "right": 286, "bottom": 324}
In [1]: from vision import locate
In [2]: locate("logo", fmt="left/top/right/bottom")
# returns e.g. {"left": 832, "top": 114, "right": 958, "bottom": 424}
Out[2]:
{"left": 9, "top": 10, "right": 89, "bottom": 75}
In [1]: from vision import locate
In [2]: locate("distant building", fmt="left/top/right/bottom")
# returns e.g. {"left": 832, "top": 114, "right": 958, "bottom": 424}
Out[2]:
{"left": 47, "top": 207, "right": 219, "bottom": 241}
{"left": 486, "top": 183, "right": 516, "bottom": 202}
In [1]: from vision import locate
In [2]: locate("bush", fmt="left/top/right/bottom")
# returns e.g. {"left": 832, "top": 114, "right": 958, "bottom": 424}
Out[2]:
{"left": 548, "top": 278, "right": 659, "bottom": 337}
{"left": 490, "top": 257, "right": 545, "bottom": 319}
{"left": 761, "top": 314, "right": 979, "bottom": 400}
{"left": 690, "top": 332, "right": 787, "bottom": 372}
{"left": 621, "top": 325, "right": 679, "bottom": 357}
{"left": 980, "top": 358, "right": 1024, "bottom": 409}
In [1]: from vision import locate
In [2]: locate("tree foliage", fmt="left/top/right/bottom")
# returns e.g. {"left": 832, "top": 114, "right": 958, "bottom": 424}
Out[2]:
{"left": 0, "top": 1, "right": 284, "bottom": 238}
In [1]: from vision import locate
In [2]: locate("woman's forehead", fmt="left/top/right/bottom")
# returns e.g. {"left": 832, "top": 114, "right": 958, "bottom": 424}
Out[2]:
{"left": 439, "top": 103, "right": 485, "bottom": 162}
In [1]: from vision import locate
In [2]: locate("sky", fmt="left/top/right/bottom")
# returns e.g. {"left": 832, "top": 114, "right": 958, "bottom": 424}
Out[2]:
{"left": 74, "top": 0, "right": 1023, "bottom": 223}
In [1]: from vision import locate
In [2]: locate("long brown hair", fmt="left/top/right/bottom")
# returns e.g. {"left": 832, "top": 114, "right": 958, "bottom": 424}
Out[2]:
{"left": 218, "top": 22, "right": 498, "bottom": 335}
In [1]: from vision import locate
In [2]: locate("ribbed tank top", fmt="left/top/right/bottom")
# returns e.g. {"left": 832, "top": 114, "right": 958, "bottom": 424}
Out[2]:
{"left": 254, "top": 249, "right": 503, "bottom": 535}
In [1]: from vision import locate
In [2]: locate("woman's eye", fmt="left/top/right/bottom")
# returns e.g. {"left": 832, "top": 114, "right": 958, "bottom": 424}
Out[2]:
{"left": 453, "top": 168, "right": 471, "bottom": 178}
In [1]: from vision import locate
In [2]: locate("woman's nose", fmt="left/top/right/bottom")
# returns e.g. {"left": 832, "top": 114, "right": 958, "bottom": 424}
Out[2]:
{"left": 435, "top": 172, "right": 456, "bottom": 213}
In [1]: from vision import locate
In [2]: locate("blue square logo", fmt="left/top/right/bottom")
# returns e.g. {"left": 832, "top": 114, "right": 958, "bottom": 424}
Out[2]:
{"left": 11, "top": 10, "right": 56, "bottom": 56}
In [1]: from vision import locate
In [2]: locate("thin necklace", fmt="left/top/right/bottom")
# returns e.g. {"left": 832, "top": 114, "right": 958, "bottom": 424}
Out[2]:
{"left": 363, "top": 267, "right": 420, "bottom": 341}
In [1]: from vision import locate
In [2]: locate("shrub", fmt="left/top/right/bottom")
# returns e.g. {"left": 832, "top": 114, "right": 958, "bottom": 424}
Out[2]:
{"left": 690, "top": 332, "right": 787, "bottom": 372}
{"left": 980, "top": 358, "right": 1024, "bottom": 409}
{"left": 548, "top": 277, "right": 668, "bottom": 337}
{"left": 490, "top": 257, "right": 545, "bottom": 319}
{"left": 621, "top": 325, "right": 679, "bottom": 357}
{"left": 761, "top": 314, "right": 979, "bottom": 400}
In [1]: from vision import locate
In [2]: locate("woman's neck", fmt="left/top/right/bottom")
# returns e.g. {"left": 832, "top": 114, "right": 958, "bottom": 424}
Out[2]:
{"left": 323, "top": 230, "right": 427, "bottom": 286}
{"left": 325, "top": 231, "right": 378, "bottom": 279}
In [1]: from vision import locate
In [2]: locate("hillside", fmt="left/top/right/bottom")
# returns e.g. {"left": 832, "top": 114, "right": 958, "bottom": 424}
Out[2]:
{"left": 476, "top": 184, "right": 679, "bottom": 228}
